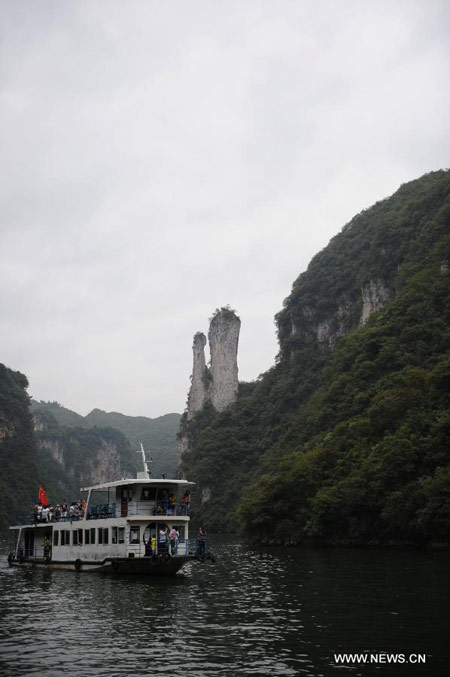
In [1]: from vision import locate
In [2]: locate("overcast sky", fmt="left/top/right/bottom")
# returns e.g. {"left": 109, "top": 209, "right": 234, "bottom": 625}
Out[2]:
{"left": 1, "top": 0, "right": 449, "bottom": 418}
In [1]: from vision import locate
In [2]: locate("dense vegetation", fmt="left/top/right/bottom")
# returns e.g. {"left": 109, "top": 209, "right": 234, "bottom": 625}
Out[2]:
{"left": 181, "top": 169, "right": 450, "bottom": 546}
{"left": 31, "top": 401, "right": 180, "bottom": 476}
{"left": 0, "top": 365, "right": 38, "bottom": 531}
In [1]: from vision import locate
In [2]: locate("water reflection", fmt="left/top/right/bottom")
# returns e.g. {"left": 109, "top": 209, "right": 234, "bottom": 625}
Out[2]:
{"left": 0, "top": 538, "right": 449, "bottom": 676}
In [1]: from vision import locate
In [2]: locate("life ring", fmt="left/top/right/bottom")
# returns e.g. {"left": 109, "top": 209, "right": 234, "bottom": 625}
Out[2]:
{"left": 75, "top": 558, "right": 82, "bottom": 571}
{"left": 161, "top": 553, "right": 171, "bottom": 564}
{"left": 150, "top": 554, "right": 159, "bottom": 565}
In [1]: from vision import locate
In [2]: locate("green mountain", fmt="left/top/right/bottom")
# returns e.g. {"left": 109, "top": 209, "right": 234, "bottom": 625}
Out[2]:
{"left": 180, "top": 169, "right": 450, "bottom": 547}
{"left": 31, "top": 401, "right": 181, "bottom": 476}
{"left": 0, "top": 365, "right": 38, "bottom": 531}
{"left": 85, "top": 409, "right": 181, "bottom": 476}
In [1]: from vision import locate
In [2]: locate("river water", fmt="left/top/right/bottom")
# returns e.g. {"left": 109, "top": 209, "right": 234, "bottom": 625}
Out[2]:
{"left": 0, "top": 537, "right": 449, "bottom": 676}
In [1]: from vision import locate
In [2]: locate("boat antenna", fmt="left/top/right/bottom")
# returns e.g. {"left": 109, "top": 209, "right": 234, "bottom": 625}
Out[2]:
{"left": 137, "top": 443, "right": 152, "bottom": 479}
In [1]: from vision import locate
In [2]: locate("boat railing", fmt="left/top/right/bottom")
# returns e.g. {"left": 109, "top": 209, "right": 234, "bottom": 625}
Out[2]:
{"left": 24, "top": 513, "right": 85, "bottom": 524}
{"left": 12, "top": 545, "right": 51, "bottom": 561}
{"left": 86, "top": 501, "right": 190, "bottom": 519}
{"left": 22, "top": 500, "right": 191, "bottom": 524}
{"left": 126, "top": 537, "right": 197, "bottom": 558}
{"left": 126, "top": 501, "right": 189, "bottom": 517}
{"left": 87, "top": 504, "right": 116, "bottom": 520}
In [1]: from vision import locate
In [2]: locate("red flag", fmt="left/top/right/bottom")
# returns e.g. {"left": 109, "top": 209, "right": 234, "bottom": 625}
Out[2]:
{"left": 38, "top": 485, "right": 49, "bottom": 507}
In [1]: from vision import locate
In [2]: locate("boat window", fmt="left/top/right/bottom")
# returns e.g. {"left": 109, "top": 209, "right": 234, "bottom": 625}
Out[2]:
{"left": 90, "top": 528, "right": 95, "bottom": 544}
{"left": 118, "top": 527, "right": 125, "bottom": 544}
{"left": 103, "top": 528, "right": 109, "bottom": 545}
{"left": 98, "top": 528, "right": 103, "bottom": 544}
{"left": 78, "top": 529, "right": 83, "bottom": 545}
{"left": 112, "top": 527, "right": 118, "bottom": 544}
{"left": 85, "top": 529, "right": 90, "bottom": 545}
{"left": 130, "top": 526, "right": 140, "bottom": 544}
{"left": 121, "top": 487, "right": 133, "bottom": 500}
{"left": 53, "top": 531, "right": 59, "bottom": 547}
{"left": 141, "top": 487, "right": 157, "bottom": 501}
{"left": 73, "top": 530, "right": 78, "bottom": 546}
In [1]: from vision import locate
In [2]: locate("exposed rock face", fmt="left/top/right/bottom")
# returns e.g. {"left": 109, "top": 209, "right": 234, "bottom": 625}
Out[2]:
{"left": 209, "top": 309, "right": 240, "bottom": 412}
{"left": 39, "top": 439, "right": 65, "bottom": 467}
{"left": 33, "top": 414, "right": 47, "bottom": 432}
{"left": 360, "top": 279, "right": 392, "bottom": 324}
{"left": 0, "top": 420, "right": 15, "bottom": 439}
{"left": 290, "top": 301, "right": 352, "bottom": 349}
{"left": 201, "top": 486, "right": 211, "bottom": 504}
{"left": 186, "top": 332, "right": 209, "bottom": 420}
{"left": 179, "top": 308, "right": 240, "bottom": 467}
{"left": 36, "top": 436, "right": 124, "bottom": 485}
{"left": 185, "top": 308, "right": 240, "bottom": 419}
{"left": 85, "top": 439, "right": 122, "bottom": 485}
{"left": 315, "top": 301, "right": 352, "bottom": 348}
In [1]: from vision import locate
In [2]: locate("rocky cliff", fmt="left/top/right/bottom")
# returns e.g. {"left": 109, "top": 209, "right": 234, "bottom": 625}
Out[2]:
{"left": 186, "top": 332, "right": 209, "bottom": 419}
{"left": 209, "top": 309, "right": 241, "bottom": 412}
{"left": 178, "top": 307, "right": 240, "bottom": 475}
{"left": 185, "top": 307, "right": 240, "bottom": 420}
{"left": 32, "top": 410, "right": 137, "bottom": 501}
{"left": 180, "top": 169, "right": 450, "bottom": 545}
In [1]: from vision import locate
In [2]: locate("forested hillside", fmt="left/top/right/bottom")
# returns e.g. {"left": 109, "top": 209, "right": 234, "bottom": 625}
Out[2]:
{"left": 0, "top": 365, "right": 37, "bottom": 531}
{"left": 31, "top": 401, "right": 180, "bottom": 476}
{"left": 180, "top": 169, "right": 450, "bottom": 546}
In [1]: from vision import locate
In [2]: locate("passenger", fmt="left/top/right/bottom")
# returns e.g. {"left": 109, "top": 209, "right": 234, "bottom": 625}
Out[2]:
{"left": 159, "top": 526, "right": 168, "bottom": 553}
{"left": 162, "top": 491, "right": 169, "bottom": 513}
{"left": 181, "top": 490, "right": 190, "bottom": 515}
{"left": 168, "top": 493, "right": 175, "bottom": 514}
{"left": 61, "top": 499, "right": 68, "bottom": 520}
{"left": 37, "top": 503, "right": 43, "bottom": 521}
{"left": 197, "top": 526, "right": 207, "bottom": 558}
{"left": 43, "top": 535, "right": 52, "bottom": 559}
{"left": 54, "top": 505, "right": 62, "bottom": 521}
{"left": 41, "top": 505, "right": 50, "bottom": 522}
{"left": 169, "top": 527, "right": 179, "bottom": 555}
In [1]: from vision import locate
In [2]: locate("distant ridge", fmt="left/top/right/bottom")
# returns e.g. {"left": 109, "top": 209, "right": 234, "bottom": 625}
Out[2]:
{"left": 31, "top": 401, "right": 181, "bottom": 476}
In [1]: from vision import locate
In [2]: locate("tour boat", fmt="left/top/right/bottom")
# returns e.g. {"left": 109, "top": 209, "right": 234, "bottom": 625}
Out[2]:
{"left": 8, "top": 448, "right": 209, "bottom": 575}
